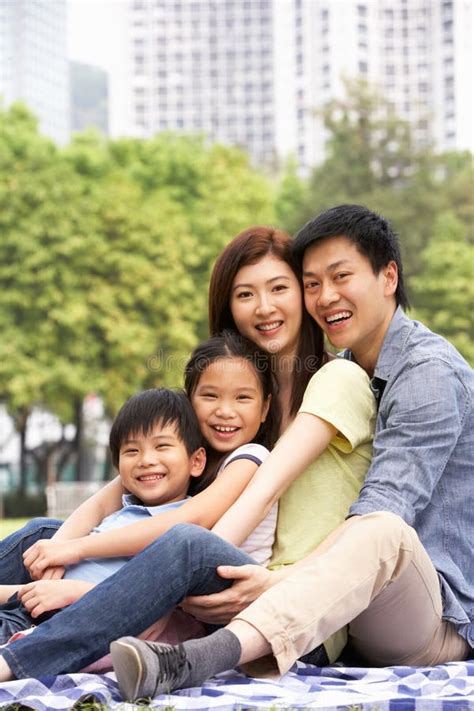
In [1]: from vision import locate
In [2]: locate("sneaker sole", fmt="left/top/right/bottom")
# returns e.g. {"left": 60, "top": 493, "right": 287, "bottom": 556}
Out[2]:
{"left": 110, "top": 639, "right": 145, "bottom": 701}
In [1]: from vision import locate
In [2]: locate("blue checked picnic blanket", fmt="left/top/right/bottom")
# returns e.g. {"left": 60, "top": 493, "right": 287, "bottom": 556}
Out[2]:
{"left": 0, "top": 660, "right": 473, "bottom": 710}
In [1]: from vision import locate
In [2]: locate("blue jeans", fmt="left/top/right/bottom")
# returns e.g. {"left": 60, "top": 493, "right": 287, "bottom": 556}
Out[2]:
{"left": 0, "top": 518, "right": 62, "bottom": 644}
{"left": 2, "top": 524, "right": 254, "bottom": 678}
{"left": 0, "top": 518, "right": 62, "bottom": 585}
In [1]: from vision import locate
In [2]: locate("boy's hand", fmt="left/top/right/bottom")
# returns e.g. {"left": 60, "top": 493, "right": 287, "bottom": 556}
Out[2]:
{"left": 18, "top": 579, "right": 94, "bottom": 618}
{"left": 23, "top": 539, "right": 85, "bottom": 579}
{"left": 181, "top": 564, "right": 275, "bottom": 624}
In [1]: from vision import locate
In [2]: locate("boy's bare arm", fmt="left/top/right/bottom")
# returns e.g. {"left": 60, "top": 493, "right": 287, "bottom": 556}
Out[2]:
{"left": 18, "top": 579, "right": 95, "bottom": 618}
{"left": 23, "top": 459, "right": 260, "bottom": 577}
{"left": 0, "top": 585, "right": 22, "bottom": 604}
{"left": 22, "top": 477, "right": 124, "bottom": 581}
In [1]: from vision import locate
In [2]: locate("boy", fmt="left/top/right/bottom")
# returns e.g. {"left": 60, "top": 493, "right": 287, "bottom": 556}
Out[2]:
{"left": 0, "top": 388, "right": 205, "bottom": 644}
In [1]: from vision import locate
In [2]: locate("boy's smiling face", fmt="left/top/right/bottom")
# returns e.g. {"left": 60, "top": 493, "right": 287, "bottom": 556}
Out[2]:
{"left": 118, "top": 422, "right": 205, "bottom": 506}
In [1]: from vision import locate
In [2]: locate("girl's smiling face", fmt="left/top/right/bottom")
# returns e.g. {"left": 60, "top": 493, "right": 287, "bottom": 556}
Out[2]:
{"left": 230, "top": 255, "right": 303, "bottom": 359}
{"left": 191, "top": 357, "right": 271, "bottom": 453}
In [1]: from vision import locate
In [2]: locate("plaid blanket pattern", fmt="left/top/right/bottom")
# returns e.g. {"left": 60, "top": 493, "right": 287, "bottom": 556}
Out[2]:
{"left": 0, "top": 661, "right": 473, "bottom": 710}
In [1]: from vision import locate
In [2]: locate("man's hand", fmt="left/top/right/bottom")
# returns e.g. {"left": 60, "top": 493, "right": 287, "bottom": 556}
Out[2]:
{"left": 181, "top": 564, "right": 277, "bottom": 625}
{"left": 23, "top": 539, "right": 84, "bottom": 579}
{"left": 18, "top": 579, "right": 94, "bottom": 618}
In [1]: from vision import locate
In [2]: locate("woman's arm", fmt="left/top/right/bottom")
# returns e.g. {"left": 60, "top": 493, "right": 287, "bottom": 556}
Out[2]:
{"left": 23, "top": 458, "right": 261, "bottom": 576}
{"left": 212, "top": 413, "right": 336, "bottom": 547}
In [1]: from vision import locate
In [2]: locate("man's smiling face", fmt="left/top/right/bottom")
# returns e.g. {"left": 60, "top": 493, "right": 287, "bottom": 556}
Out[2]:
{"left": 302, "top": 235, "right": 398, "bottom": 373}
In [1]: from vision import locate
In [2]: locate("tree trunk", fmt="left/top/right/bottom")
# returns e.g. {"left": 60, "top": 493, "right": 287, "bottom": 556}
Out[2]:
{"left": 74, "top": 398, "right": 89, "bottom": 481}
{"left": 17, "top": 409, "right": 29, "bottom": 495}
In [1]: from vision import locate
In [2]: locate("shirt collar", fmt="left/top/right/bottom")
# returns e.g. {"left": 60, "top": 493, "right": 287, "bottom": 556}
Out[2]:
{"left": 122, "top": 492, "right": 190, "bottom": 514}
{"left": 343, "top": 306, "right": 413, "bottom": 407}
{"left": 372, "top": 306, "right": 413, "bottom": 382}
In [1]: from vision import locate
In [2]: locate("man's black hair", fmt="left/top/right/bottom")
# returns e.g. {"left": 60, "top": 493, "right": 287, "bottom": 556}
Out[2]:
{"left": 109, "top": 388, "right": 203, "bottom": 469}
{"left": 293, "top": 204, "right": 409, "bottom": 309}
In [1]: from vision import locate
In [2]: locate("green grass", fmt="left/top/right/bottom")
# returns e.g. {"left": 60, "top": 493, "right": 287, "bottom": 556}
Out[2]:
{"left": 0, "top": 518, "right": 30, "bottom": 538}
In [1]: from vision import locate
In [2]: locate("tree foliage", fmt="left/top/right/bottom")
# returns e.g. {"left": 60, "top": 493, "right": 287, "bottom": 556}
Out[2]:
{"left": 411, "top": 212, "right": 474, "bottom": 364}
{"left": 0, "top": 104, "right": 275, "bottom": 485}
{"left": 277, "top": 79, "right": 473, "bottom": 364}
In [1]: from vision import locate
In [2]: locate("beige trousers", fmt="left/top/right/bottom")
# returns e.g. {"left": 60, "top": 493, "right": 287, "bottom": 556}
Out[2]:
{"left": 236, "top": 512, "right": 469, "bottom": 674}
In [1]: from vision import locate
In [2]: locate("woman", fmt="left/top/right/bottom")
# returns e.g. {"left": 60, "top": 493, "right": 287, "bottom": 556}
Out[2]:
{"left": 0, "top": 227, "right": 375, "bottom": 681}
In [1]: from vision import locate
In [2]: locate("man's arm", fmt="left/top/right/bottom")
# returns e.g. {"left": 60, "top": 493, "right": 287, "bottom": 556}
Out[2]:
{"left": 182, "top": 517, "right": 358, "bottom": 624}
{"left": 349, "top": 358, "right": 468, "bottom": 522}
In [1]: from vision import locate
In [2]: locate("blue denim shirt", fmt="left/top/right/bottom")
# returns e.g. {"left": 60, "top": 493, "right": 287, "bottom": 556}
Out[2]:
{"left": 347, "top": 308, "right": 474, "bottom": 647}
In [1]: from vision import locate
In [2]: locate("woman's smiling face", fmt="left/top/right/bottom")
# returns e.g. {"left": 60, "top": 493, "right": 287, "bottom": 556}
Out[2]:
{"left": 230, "top": 255, "right": 303, "bottom": 358}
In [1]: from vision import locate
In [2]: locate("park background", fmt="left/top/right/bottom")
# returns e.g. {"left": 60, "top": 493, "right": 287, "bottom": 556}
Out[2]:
{"left": 0, "top": 0, "right": 473, "bottom": 534}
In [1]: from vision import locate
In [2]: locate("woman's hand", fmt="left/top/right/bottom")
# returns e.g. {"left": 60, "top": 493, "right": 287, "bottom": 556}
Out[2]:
{"left": 23, "top": 539, "right": 85, "bottom": 579}
{"left": 181, "top": 564, "right": 278, "bottom": 625}
{"left": 18, "top": 579, "right": 94, "bottom": 618}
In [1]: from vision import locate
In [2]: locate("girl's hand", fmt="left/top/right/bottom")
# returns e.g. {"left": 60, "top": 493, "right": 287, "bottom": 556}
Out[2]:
{"left": 23, "top": 539, "right": 85, "bottom": 579}
{"left": 18, "top": 579, "right": 94, "bottom": 618}
{"left": 40, "top": 566, "right": 66, "bottom": 581}
{"left": 181, "top": 564, "right": 276, "bottom": 625}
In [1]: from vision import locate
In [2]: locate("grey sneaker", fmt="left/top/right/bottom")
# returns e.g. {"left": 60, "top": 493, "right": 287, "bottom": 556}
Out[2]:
{"left": 110, "top": 637, "right": 191, "bottom": 701}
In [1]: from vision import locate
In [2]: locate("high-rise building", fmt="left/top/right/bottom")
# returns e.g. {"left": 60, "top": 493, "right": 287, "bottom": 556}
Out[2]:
{"left": 70, "top": 61, "right": 109, "bottom": 136}
{"left": 112, "top": 0, "right": 277, "bottom": 165}
{"left": 294, "top": 0, "right": 473, "bottom": 168}
{"left": 111, "top": 0, "right": 473, "bottom": 167}
{"left": 0, "top": 0, "right": 69, "bottom": 144}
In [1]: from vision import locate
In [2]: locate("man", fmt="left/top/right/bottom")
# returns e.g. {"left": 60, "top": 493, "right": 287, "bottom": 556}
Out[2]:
{"left": 110, "top": 203, "right": 473, "bottom": 699}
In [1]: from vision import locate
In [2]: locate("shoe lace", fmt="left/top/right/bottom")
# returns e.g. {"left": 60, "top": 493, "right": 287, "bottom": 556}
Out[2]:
{"left": 147, "top": 643, "right": 190, "bottom": 696}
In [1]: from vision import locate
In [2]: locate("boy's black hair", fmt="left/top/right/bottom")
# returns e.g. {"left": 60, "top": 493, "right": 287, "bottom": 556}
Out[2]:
{"left": 109, "top": 388, "right": 203, "bottom": 469}
{"left": 293, "top": 204, "right": 409, "bottom": 309}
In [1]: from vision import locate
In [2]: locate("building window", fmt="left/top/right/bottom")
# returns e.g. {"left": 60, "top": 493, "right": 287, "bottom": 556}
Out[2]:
{"left": 359, "top": 61, "right": 368, "bottom": 74}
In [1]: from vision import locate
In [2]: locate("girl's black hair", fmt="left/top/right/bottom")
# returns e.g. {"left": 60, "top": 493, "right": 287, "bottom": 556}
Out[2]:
{"left": 184, "top": 330, "right": 280, "bottom": 494}
{"left": 109, "top": 388, "right": 203, "bottom": 469}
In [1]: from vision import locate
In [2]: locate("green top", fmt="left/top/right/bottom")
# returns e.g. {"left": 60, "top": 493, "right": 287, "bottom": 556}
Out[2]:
{"left": 269, "top": 358, "right": 376, "bottom": 661}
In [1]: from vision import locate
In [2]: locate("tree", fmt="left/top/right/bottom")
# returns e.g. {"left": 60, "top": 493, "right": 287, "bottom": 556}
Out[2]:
{"left": 411, "top": 212, "right": 474, "bottom": 365}
{"left": 0, "top": 107, "right": 276, "bottom": 490}
{"left": 277, "top": 79, "right": 449, "bottom": 279}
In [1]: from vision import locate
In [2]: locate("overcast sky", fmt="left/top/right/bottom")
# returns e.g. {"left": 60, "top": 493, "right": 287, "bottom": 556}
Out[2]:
{"left": 67, "top": 0, "right": 126, "bottom": 71}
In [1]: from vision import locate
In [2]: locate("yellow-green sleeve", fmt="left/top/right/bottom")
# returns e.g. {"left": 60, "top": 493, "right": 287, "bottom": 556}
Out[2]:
{"left": 299, "top": 359, "right": 376, "bottom": 453}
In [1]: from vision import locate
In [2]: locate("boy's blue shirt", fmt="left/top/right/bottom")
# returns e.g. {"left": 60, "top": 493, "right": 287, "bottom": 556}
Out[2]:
{"left": 65, "top": 494, "right": 188, "bottom": 584}
{"left": 344, "top": 307, "right": 474, "bottom": 645}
